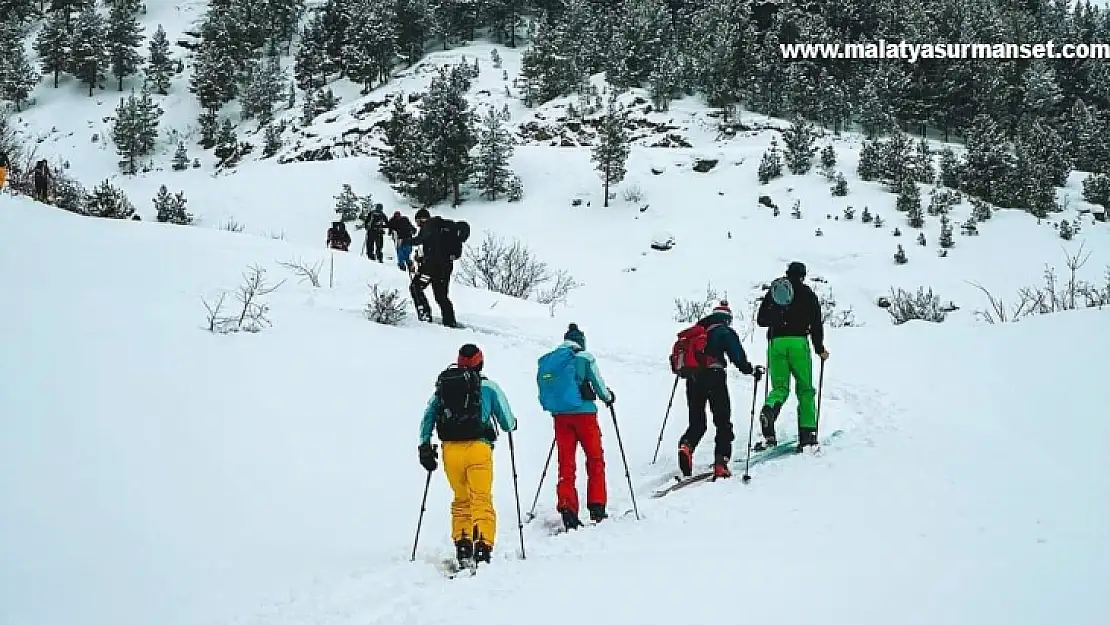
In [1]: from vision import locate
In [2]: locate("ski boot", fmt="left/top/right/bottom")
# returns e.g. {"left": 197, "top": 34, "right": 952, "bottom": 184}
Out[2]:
{"left": 587, "top": 503, "right": 607, "bottom": 524}
{"left": 795, "top": 427, "right": 819, "bottom": 454}
{"left": 454, "top": 535, "right": 474, "bottom": 569}
{"left": 756, "top": 404, "right": 781, "bottom": 450}
{"left": 559, "top": 507, "right": 583, "bottom": 531}
{"left": 677, "top": 442, "right": 694, "bottom": 477}
{"left": 473, "top": 540, "right": 491, "bottom": 564}
{"left": 712, "top": 455, "right": 732, "bottom": 479}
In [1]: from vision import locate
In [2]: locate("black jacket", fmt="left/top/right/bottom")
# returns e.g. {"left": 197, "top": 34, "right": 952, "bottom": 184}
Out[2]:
{"left": 756, "top": 278, "right": 826, "bottom": 353}
{"left": 412, "top": 216, "right": 453, "bottom": 263}
{"left": 387, "top": 214, "right": 416, "bottom": 242}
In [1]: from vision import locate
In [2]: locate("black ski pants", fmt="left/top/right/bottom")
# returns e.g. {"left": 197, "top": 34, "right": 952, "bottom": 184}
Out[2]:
{"left": 410, "top": 259, "right": 456, "bottom": 326}
{"left": 366, "top": 230, "right": 384, "bottom": 262}
{"left": 33, "top": 175, "right": 47, "bottom": 202}
{"left": 680, "top": 368, "right": 733, "bottom": 461}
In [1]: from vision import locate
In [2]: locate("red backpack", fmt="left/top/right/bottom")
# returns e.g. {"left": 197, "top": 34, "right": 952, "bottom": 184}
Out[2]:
{"left": 669, "top": 323, "right": 720, "bottom": 377}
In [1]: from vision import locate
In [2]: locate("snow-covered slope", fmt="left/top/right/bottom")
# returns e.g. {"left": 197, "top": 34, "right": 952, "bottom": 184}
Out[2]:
{"left": 3, "top": 193, "right": 1109, "bottom": 625}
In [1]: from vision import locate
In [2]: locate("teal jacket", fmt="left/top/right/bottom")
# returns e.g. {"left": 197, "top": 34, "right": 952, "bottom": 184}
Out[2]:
{"left": 551, "top": 340, "right": 613, "bottom": 416}
{"left": 420, "top": 377, "right": 517, "bottom": 446}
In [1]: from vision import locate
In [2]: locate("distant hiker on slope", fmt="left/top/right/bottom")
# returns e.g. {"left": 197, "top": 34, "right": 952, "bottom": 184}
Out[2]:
{"left": 419, "top": 343, "right": 518, "bottom": 570}
{"left": 410, "top": 208, "right": 469, "bottom": 328}
{"left": 756, "top": 261, "right": 828, "bottom": 453}
{"left": 672, "top": 301, "right": 757, "bottom": 479}
{"left": 33, "top": 160, "right": 51, "bottom": 203}
{"left": 326, "top": 221, "right": 351, "bottom": 251}
{"left": 537, "top": 323, "right": 616, "bottom": 530}
{"left": 360, "top": 203, "right": 388, "bottom": 262}
{"left": 387, "top": 210, "right": 417, "bottom": 273}
{"left": 0, "top": 150, "right": 8, "bottom": 191}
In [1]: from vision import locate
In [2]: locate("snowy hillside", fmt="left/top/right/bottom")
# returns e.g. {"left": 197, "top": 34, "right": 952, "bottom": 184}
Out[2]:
{"left": 3, "top": 191, "right": 1110, "bottom": 625}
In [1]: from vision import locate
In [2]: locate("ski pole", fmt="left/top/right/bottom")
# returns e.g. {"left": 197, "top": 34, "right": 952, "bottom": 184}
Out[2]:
{"left": 651, "top": 375, "right": 680, "bottom": 464}
{"left": 410, "top": 470, "right": 433, "bottom": 562}
{"left": 525, "top": 438, "right": 556, "bottom": 523}
{"left": 815, "top": 359, "right": 826, "bottom": 433}
{"left": 763, "top": 363, "right": 769, "bottom": 402}
{"left": 742, "top": 366, "right": 765, "bottom": 483}
{"left": 607, "top": 404, "right": 640, "bottom": 520}
{"left": 507, "top": 431, "right": 527, "bottom": 559}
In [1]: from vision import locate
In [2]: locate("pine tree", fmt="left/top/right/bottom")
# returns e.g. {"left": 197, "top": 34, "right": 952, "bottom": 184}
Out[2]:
{"left": 214, "top": 118, "right": 237, "bottom": 161}
{"left": 917, "top": 232, "right": 926, "bottom": 246}
{"left": 145, "top": 24, "right": 173, "bottom": 94}
{"left": 782, "top": 117, "right": 817, "bottom": 175}
{"left": 962, "top": 116, "right": 1013, "bottom": 205}
{"left": 899, "top": 181, "right": 924, "bottom": 229}
{"left": 85, "top": 179, "right": 134, "bottom": 218}
{"left": 172, "top": 141, "right": 189, "bottom": 170}
{"left": 154, "top": 184, "right": 192, "bottom": 224}
{"left": 294, "top": 22, "right": 327, "bottom": 92}
{"left": 0, "top": 22, "right": 39, "bottom": 111}
{"left": 395, "top": 0, "right": 428, "bottom": 66}
{"left": 198, "top": 108, "right": 219, "bottom": 149}
{"left": 914, "top": 139, "right": 935, "bottom": 184}
{"left": 111, "top": 85, "right": 161, "bottom": 174}
{"left": 648, "top": 45, "right": 684, "bottom": 111}
{"left": 592, "top": 93, "right": 630, "bottom": 208}
{"left": 939, "top": 214, "right": 954, "bottom": 248}
{"left": 263, "top": 124, "right": 283, "bottom": 157}
{"left": 344, "top": 1, "right": 396, "bottom": 91}
{"left": 421, "top": 64, "right": 477, "bottom": 205}
{"left": 34, "top": 8, "right": 70, "bottom": 88}
{"left": 938, "top": 147, "right": 962, "bottom": 188}
{"left": 189, "top": 23, "right": 239, "bottom": 109}
{"left": 474, "top": 106, "right": 515, "bottom": 200}
{"left": 820, "top": 144, "right": 836, "bottom": 171}
{"left": 1021, "top": 60, "right": 1063, "bottom": 120}
{"left": 107, "top": 0, "right": 144, "bottom": 91}
{"left": 379, "top": 93, "right": 423, "bottom": 188}
{"left": 520, "top": 13, "right": 581, "bottom": 105}
{"left": 970, "top": 198, "right": 992, "bottom": 222}
{"left": 241, "top": 57, "right": 284, "bottom": 126}
{"left": 831, "top": 172, "right": 848, "bottom": 196}
{"left": 857, "top": 140, "right": 883, "bottom": 181}
{"left": 758, "top": 137, "right": 784, "bottom": 184}
{"left": 861, "top": 206, "right": 872, "bottom": 223}
{"left": 1058, "top": 219, "right": 1074, "bottom": 240}
{"left": 334, "top": 183, "right": 360, "bottom": 221}
{"left": 894, "top": 244, "right": 907, "bottom": 265}
{"left": 70, "top": 5, "right": 107, "bottom": 96}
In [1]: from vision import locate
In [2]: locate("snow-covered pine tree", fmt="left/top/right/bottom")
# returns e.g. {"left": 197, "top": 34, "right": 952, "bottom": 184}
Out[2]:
{"left": 692, "top": 0, "right": 753, "bottom": 117}
{"left": 421, "top": 64, "right": 477, "bottom": 205}
{"left": 591, "top": 93, "right": 630, "bottom": 208}
{"left": 843, "top": 205, "right": 855, "bottom": 220}
{"left": 315, "top": 87, "right": 339, "bottom": 113}
{"left": 861, "top": 206, "right": 872, "bottom": 223}
{"left": 938, "top": 147, "right": 962, "bottom": 188}
{"left": 939, "top": 214, "right": 954, "bottom": 248}
{"left": 606, "top": 0, "right": 668, "bottom": 90}
{"left": 782, "top": 117, "right": 817, "bottom": 175}
{"left": 519, "top": 13, "right": 580, "bottom": 105}
{"left": 294, "top": 21, "right": 327, "bottom": 92}
{"left": 894, "top": 244, "right": 907, "bottom": 264}
{"left": 648, "top": 44, "right": 684, "bottom": 111}
{"left": 820, "top": 144, "right": 836, "bottom": 171}
{"left": 107, "top": 0, "right": 144, "bottom": 91}
{"left": 334, "top": 183, "right": 360, "bottom": 221}
{"left": 395, "top": 0, "right": 428, "bottom": 66}
{"left": 898, "top": 181, "right": 923, "bottom": 228}
{"left": 343, "top": 0, "right": 396, "bottom": 92}
{"left": 70, "top": 5, "right": 107, "bottom": 96}
{"left": 855, "top": 76, "right": 898, "bottom": 139}
{"left": 857, "top": 139, "right": 882, "bottom": 181}
{"left": 379, "top": 94, "right": 420, "bottom": 184}
{"left": 831, "top": 172, "right": 848, "bottom": 196}
{"left": 111, "top": 84, "right": 161, "bottom": 174}
{"left": 474, "top": 106, "right": 515, "bottom": 200}
{"left": 962, "top": 115, "right": 1013, "bottom": 206}
{"left": 34, "top": 8, "right": 70, "bottom": 88}
{"left": 241, "top": 57, "right": 284, "bottom": 126}
{"left": 214, "top": 118, "right": 237, "bottom": 161}
{"left": 0, "top": 21, "right": 39, "bottom": 111}
{"left": 263, "top": 123, "right": 282, "bottom": 157}
{"left": 145, "top": 24, "right": 173, "bottom": 94}
{"left": 1017, "top": 119, "right": 1070, "bottom": 187}
{"left": 153, "top": 184, "right": 192, "bottom": 224}
{"left": 189, "top": 20, "right": 239, "bottom": 110}
{"left": 917, "top": 232, "right": 926, "bottom": 246}
{"left": 85, "top": 179, "right": 134, "bottom": 218}
{"left": 758, "top": 137, "right": 784, "bottom": 184}
{"left": 914, "top": 138, "right": 934, "bottom": 184}
{"left": 1064, "top": 99, "right": 1110, "bottom": 174}
{"left": 1021, "top": 60, "right": 1063, "bottom": 121}
{"left": 172, "top": 141, "right": 189, "bottom": 170}
{"left": 198, "top": 108, "right": 219, "bottom": 149}
{"left": 970, "top": 198, "right": 992, "bottom": 222}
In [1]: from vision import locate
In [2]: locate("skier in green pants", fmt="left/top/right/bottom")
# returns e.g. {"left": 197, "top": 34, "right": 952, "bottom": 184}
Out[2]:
{"left": 756, "top": 262, "right": 829, "bottom": 452}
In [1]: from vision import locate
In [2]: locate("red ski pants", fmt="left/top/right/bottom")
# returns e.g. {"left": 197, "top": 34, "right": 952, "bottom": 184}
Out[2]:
{"left": 554, "top": 413, "right": 606, "bottom": 514}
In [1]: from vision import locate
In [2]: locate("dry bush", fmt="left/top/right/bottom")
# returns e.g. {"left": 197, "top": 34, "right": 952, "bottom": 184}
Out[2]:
{"left": 886, "top": 287, "right": 948, "bottom": 325}
{"left": 202, "top": 264, "right": 285, "bottom": 333}
{"left": 969, "top": 243, "right": 1110, "bottom": 323}
{"left": 278, "top": 257, "right": 323, "bottom": 287}
{"left": 673, "top": 283, "right": 720, "bottom": 322}
{"left": 456, "top": 231, "right": 581, "bottom": 305}
{"left": 365, "top": 282, "right": 407, "bottom": 325}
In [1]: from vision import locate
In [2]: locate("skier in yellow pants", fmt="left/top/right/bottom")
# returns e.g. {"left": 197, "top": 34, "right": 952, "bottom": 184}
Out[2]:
{"left": 418, "top": 344, "right": 517, "bottom": 568}
{"left": 756, "top": 262, "right": 829, "bottom": 452}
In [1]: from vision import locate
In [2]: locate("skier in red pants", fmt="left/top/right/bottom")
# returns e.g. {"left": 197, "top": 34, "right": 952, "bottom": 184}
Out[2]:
{"left": 536, "top": 323, "right": 615, "bottom": 530}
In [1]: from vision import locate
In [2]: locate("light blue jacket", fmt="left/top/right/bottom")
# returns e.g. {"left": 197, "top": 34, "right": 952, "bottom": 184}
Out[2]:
{"left": 551, "top": 340, "right": 613, "bottom": 416}
{"left": 420, "top": 377, "right": 517, "bottom": 446}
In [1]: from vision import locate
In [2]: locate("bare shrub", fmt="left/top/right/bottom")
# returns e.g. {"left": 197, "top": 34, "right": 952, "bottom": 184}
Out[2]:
{"left": 621, "top": 184, "right": 644, "bottom": 203}
{"left": 455, "top": 231, "right": 582, "bottom": 305}
{"left": 673, "top": 283, "right": 720, "bottom": 322}
{"left": 813, "top": 283, "right": 860, "bottom": 328}
{"left": 202, "top": 264, "right": 285, "bottom": 333}
{"left": 221, "top": 218, "right": 245, "bottom": 232}
{"left": 278, "top": 257, "right": 323, "bottom": 287}
{"left": 886, "top": 287, "right": 948, "bottom": 325}
{"left": 365, "top": 282, "right": 407, "bottom": 325}
{"left": 969, "top": 243, "right": 1110, "bottom": 323}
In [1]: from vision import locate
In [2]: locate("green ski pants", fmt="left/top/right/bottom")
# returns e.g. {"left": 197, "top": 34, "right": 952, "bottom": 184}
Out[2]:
{"left": 763, "top": 336, "right": 817, "bottom": 429}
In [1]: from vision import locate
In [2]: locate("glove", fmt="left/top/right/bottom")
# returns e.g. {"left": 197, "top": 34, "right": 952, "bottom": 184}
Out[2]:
{"left": 604, "top": 388, "right": 615, "bottom": 406}
{"left": 738, "top": 361, "right": 754, "bottom": 375}
{"left": 418, "top": 442, "right": 438, "bottom": 472}
{"left": 753, "top": 365, "right": 765, "bottom": 381}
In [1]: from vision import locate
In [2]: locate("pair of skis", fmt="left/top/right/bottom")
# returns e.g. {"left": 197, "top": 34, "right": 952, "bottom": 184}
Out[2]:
{"left": 650, "top": 429, "right": 844, "bottom": 498}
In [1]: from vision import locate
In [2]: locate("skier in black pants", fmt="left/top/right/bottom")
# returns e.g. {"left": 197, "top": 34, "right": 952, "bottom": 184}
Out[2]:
{"left": 362, "top": 204, "right": 388, "bottom": 262}
{"left": 410, "top": 208, "right": 469, "bottom": 328}
{"left": 676, "top": 302, "right": 756, "bottom": 479}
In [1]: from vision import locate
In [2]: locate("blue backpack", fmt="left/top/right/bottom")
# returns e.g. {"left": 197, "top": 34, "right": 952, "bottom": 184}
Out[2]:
{"left": 537, "top": 347, "right": 581, "bottom": 413}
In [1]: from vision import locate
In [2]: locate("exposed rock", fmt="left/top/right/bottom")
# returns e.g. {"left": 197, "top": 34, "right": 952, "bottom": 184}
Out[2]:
{"left": 650, "top": 231, "right": 675, "bottom": 251}
{"left": 692, "top": 158, "right": 718, "bottom": 173}
{"left": 758, "top": 195, "right": 776, "bottom": 209}
{"left": 651, "top": 167, "right": 664, "bottom": 175}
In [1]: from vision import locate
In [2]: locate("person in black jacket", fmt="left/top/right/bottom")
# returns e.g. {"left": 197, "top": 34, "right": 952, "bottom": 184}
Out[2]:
{"left": 361, "top": 204, "right": 388, "bottom": 262}
{"left": 410, "top": 208, "right": 461, "bottom": 327}
{"left": 33, "top": 160, "right": 51, "bottom": 202}
{"left": 387, "top": 210, "right": 417, "bottom": 272}
{"left": 756, "top": 261, "right": 829, "bottom": 451}
{"left": 326, "top": 221, "right": 351, "bottom": 251}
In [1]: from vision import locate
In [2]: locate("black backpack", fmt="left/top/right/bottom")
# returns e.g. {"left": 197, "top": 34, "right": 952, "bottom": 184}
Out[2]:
{"left": 436, "top": 218, "right": 470, "bottom": 259}
{"left": 434, "top": 365, "right": 489, "bottom": 441}
{"left": 369, "top": 211, "right": 387, "bottom": 231}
